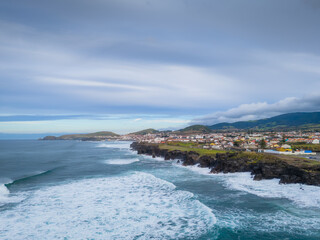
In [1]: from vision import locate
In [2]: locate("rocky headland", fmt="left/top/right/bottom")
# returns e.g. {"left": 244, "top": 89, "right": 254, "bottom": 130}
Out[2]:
{"left": 41, "top": 131, "right": 120, "bottom": 141}
{"left": 131, "top": 142, "right": 320, "bottom": 186}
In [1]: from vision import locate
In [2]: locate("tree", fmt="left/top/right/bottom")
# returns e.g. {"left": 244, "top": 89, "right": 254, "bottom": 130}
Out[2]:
{"left": 280, "top": 136, "right": 286, "bottom": 144}
{"left": 233, "top": 140, "right": 242, "bottom": 147}
{"left": 259, "top": 139, "right": 267, "bottom": 149}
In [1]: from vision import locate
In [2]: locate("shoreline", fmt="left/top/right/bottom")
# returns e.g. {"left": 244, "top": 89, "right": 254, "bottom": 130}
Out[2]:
{"left": 131, "top": 142, "right": 320, "bottom": 186}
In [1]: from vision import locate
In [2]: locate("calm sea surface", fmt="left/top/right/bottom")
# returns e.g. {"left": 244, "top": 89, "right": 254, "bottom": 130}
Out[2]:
{"left": 1, "top": 140, "right": 320, "bottom": 239}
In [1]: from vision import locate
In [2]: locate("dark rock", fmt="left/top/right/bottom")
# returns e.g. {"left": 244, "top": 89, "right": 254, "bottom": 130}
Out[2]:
{"left": 130, "top": 142, "right": 320, "bottom": 186}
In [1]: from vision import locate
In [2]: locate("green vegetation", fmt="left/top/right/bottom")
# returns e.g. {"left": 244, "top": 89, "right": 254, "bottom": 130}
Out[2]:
{"left": 232, "top": 152, "right": 281, "bottom": 163}
{"left": 209, "top": 112, "right": 320, "bottom": 131}
{"left": 142, "top": 142, "right": 320, "bottom": 173}
{"left": 85, "top": 131, "right": 119, "bottom": 137}
{"left": 233, "top": 140, "right": 242, "bottom": 147}
{"left": 60, "top": 131, "right": 119, "bottom": 138}
{"left": 130, "top": 128, "right": 159, "bottom": 135}
{"left": 258, "top": 139, "right": 267, "bottom": 149}
{"left": 159, "top": 142, "right": 226, "bottom": 156}
{"left": 291, "top": 143, "right": 320, "bottom": 152}
{"left": 232, "top": 152, "right": 320, "bottom": 169}
{"left": 171, "top": 112, "right": 320, "bottom": 133}
{"left": 176, "top": 125, "right": 212, "bottom": 134}
{"left": 45, "top": 131, "right": 119, "bottom": 140}
{"left": 158, "top": 142, "right": 320, "bottom": 169}
{"left": 165, "top": 142, "right": 199, "bottom": 147}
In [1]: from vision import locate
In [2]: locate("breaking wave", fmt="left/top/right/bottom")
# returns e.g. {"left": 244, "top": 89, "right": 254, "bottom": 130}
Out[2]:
{"left": 104, "top": 158, "right": 140, "bottom": 165}
{"left": 0, "top": 181, "right": 25, "bottom": 206}
{"left": 0, "top": 172, "right": 216, "bottom": 239}
{"left": 5, "top": 169, "right": 56, "bottom": 187}
{"left": 142, "top": 155, "right": 166, "bottom": 161}
{"left": 96, "top": 141, "right": 131, "bottom": 149}
{"left": 221, "top": 172, "right": 320, "bottom": 208}
{"left": 173, "top": 162, "right": 320, "bottom": 208}
{"left": 0, "top": 169, "right": 58, "bottom": 207}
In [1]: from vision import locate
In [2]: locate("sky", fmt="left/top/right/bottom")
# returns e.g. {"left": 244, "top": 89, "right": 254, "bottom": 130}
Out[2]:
{"left": 1, "top": 0, "right": 320, "bottom": 137}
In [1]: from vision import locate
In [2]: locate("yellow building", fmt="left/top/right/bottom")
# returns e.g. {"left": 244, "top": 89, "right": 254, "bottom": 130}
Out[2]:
{"left": 277, "top": 148, "right": 292, "bottom": 152}
{"left": 277, "top": 144, "right": 292, "bottom": 152}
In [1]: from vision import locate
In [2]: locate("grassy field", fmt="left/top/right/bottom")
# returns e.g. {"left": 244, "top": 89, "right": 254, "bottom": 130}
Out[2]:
{"left": 291, "top": 143, "right": 320, "bottom": 152}
{"left": 233, "top": 152, "right": 320, "bottom": 169}
{"left": 159, "top": 142, "right": 226, "bottom": 156}
{"left": 157, "top": 142, "right": 320, "bottom": 169}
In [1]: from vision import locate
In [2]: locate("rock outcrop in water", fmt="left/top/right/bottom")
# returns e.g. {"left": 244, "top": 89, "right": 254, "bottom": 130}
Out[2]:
{"left": 131, "top": 142, "right": 320, "bottom": 186}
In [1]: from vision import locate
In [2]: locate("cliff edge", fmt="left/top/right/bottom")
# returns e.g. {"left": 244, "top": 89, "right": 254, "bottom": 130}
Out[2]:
{"left": 131, "top": 142, "right": 320, "bottom": 186}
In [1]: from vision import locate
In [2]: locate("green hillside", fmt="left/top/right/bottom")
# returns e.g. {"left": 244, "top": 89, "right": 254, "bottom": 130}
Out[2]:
{"left": 42, "top": 131, "right": 119, "bottom": 140}
{"left": 130, "top": 128, "right": 159, "bottom": 135}
{"left": 59, "top": 131, "right": 119, "bottom": 139}
{"left": 209, "top": 112, "right": 320, "bottom": 131}
{"left": 176, "top": 125, "right": 212, "bottom": 134}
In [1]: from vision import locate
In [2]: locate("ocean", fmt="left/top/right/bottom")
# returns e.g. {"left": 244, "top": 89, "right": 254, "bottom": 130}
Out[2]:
{"left": 1, "top": 140, "right": 320, "bottom": 240}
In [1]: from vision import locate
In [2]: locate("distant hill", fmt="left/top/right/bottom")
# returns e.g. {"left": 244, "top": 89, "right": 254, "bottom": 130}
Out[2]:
{"left": 129, "top": 128, "right": 159, "bottom": 135}
{"left": 209, "top": 112, "right": 320, "bottom": 131}
{"left": 41, "top": 112, "right": 320, "bottom": 140}
{"left": 176, "top": 125, "right": 212, "bottom": 134}
{"left": 42, "top": 131, "right": 119, "bottom": 140}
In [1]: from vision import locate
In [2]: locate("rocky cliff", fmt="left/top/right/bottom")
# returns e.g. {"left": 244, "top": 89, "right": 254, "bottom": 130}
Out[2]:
{"left": 131, "top": 142, "right": 320, "bottom": 186}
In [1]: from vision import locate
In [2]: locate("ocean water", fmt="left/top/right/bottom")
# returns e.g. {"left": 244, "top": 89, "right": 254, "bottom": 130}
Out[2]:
{"left": 1, "top": 140, "right": 320, "bottom": 240}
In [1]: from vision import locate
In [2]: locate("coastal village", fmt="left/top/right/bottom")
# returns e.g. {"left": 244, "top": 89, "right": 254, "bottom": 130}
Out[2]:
{"left": 121, "top": 130, "right": 320, "bottom": 157}
{"left": 42, "top": 112, "right": 320, "bottom": 159}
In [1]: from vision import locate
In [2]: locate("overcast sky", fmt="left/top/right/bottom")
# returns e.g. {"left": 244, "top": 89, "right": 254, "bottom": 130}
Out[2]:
{"left": 1, "top": 0, "right": 320, "bottom": 136}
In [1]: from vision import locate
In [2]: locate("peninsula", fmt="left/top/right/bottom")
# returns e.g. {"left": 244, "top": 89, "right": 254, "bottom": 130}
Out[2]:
{"left": 131, "top": 142, "right": 320, "bottom": 186}
{"left": 40, "top": 112, "right": 320, "bottom": 186}
{"left": 41, "top": 131, "right": 119, "bottom": 141}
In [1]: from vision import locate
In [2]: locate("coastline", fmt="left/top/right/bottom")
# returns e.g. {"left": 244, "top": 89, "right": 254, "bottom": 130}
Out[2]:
{"left": 131, "top": 142, "right": 320, "bottom": 186}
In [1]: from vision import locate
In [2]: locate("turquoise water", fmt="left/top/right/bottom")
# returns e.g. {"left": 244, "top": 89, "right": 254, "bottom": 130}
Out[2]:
{"left": 1, "top": 140, "right": 320, "bottom": 239}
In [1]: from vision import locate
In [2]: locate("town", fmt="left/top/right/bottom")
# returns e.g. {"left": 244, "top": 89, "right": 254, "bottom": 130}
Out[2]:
{"left": 121, "top": 130, "right": 320, "bottom": 157}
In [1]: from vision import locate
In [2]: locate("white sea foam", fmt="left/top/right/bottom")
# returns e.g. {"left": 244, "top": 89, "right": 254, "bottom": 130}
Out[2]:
{"left": 142, "top": 155, "right": 165, "bottom": 161}
{"left": 169, "top": 163, "right": 320, "bottom": 234}
{"left": 104, "top": 158, "right": 140, "bottom": 165}
{"left": 173, "top": 162, "right": 212, "bottom": 175}
{"left": 220, "top": 172, "right": 320, "bottom": 208}
{"left": 0, "top": 182, "right": 24, "bottom": 206}
{"left": 0, "top": 172, "right": 216, "bottom": 239}
{"left": 173, "top": 163, "right": 320, "bottom": 208}
{"left": 0, "top": 184, "right": 10, "bottom": 204}
{"left": 125, "top": 149, "right": 137, "bottom": 155}
{"left": 217, "top": 207, "right": 320, "bottom": 235}
{"left": 96, "top": 141, "right": 131, "bottom": 149}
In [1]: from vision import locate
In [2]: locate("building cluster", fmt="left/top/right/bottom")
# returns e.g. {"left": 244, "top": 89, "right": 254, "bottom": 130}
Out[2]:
{"left": 121, "top": 131, "right": 320, "bottom": 152}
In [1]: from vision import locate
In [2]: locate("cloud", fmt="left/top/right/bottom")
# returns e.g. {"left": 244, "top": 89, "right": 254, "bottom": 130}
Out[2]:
{"left": 0, "top": 114, "right": 191, "bottom": 134}
{"left": 303, "top": 0, "right": 320, "bottom": 9}
{"left": 1, "top": 0, "right": 320, "bottom": 134}
{"left": 145, "top": 119, "right": 190, "bottom": 124}
{"left": 37, "top": 77, "right": 148, "bottom": 91}
{"left": 0, "top": 114, "right": 87, "bottom": 122}
{"left": 193, "top": 94, "right": 320, "bottom": 125}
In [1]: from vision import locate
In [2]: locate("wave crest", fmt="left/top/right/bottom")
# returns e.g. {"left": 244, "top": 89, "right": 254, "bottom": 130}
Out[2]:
{"left": 0, "top": 172, "right": 216, "bottom": 239}
{"left": 104, "top": 158, "right": 139, "bottom": 165}
{"left": 96, "top": 141, "right": 131, "bottom": 149}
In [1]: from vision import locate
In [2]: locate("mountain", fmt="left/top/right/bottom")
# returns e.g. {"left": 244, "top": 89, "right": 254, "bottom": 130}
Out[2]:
{"left": 41, "top": 112, "right": 320, "bottom": 140}
{"left": 209, "top": 112, "right": 320, "bottom": 131}
{"left": 129, "top": 128, "right": 159, "bottom": 135}
{"left": 176, "top": 125, "right": 212, "bottom": 134}
{"left": 42, "top": 131, "right": 119, "bottom": 140}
